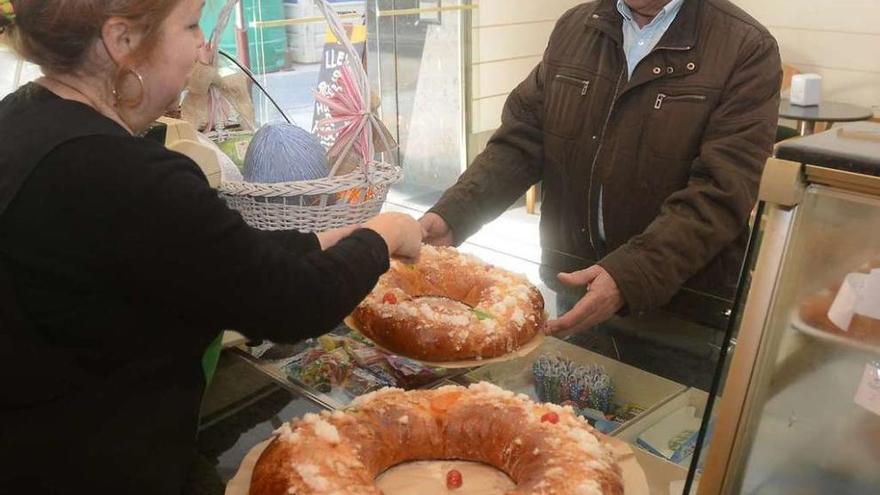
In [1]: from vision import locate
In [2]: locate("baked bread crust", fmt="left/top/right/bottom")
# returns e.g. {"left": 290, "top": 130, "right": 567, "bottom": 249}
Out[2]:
{"left": 353, "top": 246, "right": 544, "bottom": 361}
{"left": 250, "top": 383, "right": 623, "bottom": 495}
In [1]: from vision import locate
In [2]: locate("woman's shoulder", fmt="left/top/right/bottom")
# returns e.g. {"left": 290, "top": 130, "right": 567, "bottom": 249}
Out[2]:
{"left": 37, "top": 133, "right": 210, "bottom": 208}
{"left": 2, "top": 83, "right": 202, "bottom": 175}
{"left": 1, "top": 83, "right": 122, "bottom": 133}
{"left": 54, "top": 132, "right": 205, "bottom": 180}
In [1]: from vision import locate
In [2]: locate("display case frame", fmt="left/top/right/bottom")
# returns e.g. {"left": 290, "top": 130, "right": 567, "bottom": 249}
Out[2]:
{"left": 698, "top": 123, "right": 880, "bottom": 495}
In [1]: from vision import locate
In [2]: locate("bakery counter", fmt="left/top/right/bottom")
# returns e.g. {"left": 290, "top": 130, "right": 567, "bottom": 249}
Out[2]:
{"left": 196, "top": 345, "right": 700, "bottom": 494}
{"left": 198, "top": 352, "right": 687, "bottom": 495}
{"left": 199, "top": 247, "right": 733, "bottom": 493}
{"left": 230, "top": 246, "right": 732, "bottom": 402}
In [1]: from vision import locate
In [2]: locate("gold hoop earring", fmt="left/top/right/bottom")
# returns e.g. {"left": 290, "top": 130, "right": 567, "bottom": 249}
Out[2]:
{"left": 112, "top": 66, "right": 145, "bottom": 108}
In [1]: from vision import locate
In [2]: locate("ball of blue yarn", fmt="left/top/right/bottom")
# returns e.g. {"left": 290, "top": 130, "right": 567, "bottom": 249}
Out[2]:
{"left": 243, "top": 123, "right": 329, "bottom": 183}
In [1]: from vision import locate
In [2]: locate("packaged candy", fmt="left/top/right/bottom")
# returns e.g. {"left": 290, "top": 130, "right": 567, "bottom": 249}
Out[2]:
{"left": 532, "top": 354, "right": 614, "bottom": 413}
{"left": 284, "top": 330, "right": 447, "bottom": 400}
{"left": 345, "top": 367, "right": 393, "bottom": 397}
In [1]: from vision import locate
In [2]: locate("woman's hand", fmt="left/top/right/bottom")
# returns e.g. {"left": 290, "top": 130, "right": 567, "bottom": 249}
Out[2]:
{"left": 316, "top": 224, "right": 362, "bottom": 250}
{"left": 419, "top": 212, "right": 455, "bottom": 246}
{"left": 364, "top": 212, "right": 424, "bottom": 263}
{"left": 544, "top": 265, "right": 624, "bottom": 337}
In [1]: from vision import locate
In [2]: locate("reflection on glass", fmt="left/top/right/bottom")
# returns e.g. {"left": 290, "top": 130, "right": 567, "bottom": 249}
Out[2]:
{"left": 204, "top": 0, "right": 468, "bottom": 211}
{"left": 369, "top": 0, "right": 467, "bottom": 209}
{"left": 737, "top": 186, "right": 880, "bottom": 494}
{"left": 202, "top": 0, "right": 369, "bottom": 130}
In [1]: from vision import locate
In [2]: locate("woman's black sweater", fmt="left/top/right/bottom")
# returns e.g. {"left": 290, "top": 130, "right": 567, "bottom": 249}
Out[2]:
{"left": 0, "top": 84, "right": 389, "bottom": 493}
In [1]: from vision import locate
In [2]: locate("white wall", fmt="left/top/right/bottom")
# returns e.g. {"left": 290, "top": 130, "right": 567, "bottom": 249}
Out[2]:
{"left": 733, "top": 0, "right": 880, "bottom": 117}
{"left": 469, "top": 0, "right": 880, "bottom": 140}
{"left": 0, "top": 47, "right": 42, "bottom": 97}
{"left": 469, "top": 0, "right": 583, "bottom": 135}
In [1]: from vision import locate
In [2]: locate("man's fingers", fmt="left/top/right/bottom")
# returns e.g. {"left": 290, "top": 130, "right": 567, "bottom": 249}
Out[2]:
{"left": 545, "top": 266, "right": 623, "bottom": 337}
{"left": 556, "top": 314, "right": 603, "bottom": 339}
{"left": 557, "top": 265, "right": 602, "bottom": 287}
{"left": 418, "top": 214, "right": 454, "bottom": 246}
{"left": 545, "top": 291, "right": 600, "bottom": 334}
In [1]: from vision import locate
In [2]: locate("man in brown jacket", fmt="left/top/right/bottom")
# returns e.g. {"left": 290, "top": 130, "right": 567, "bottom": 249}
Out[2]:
{"left": 421, "top": 0, "right": 781, "bottom": 338}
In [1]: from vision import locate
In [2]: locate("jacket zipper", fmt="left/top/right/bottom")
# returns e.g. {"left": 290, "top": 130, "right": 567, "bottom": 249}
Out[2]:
{"left": 654, "top": 45, "right": 692, "bottom": 51}
{"left": 581, "top": 39, "right": 693, "bottom": 253}
{"left": 555, "top": 74, "right": 591, "bottom": 96}
{"left": 585, "top": 67, "right": 625, "bottom": 254}
{"left": 654, "top": 93, "right": 707, "bottom": 109}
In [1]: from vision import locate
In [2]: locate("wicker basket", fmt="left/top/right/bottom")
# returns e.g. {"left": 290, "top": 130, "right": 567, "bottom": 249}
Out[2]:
{"left": 209, "top": 0, "right": 401, "bottom": 233}
{"left": 220, "top": 161, "right": 401, "bottom": 232}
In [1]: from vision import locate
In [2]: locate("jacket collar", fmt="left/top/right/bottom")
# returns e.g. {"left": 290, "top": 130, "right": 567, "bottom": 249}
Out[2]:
{"left": 655, "top": 0, "right": 701, "bottom": 50}
{"left": 584, "top": 0, "right": 624, "bottom": 45}
{"left": 585, "top": 0, "right": 701, "bottom": 50}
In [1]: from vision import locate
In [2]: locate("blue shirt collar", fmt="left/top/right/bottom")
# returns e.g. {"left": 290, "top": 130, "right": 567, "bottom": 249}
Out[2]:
{"left": 616, "top": 0, "right": 686, "bottom": 27}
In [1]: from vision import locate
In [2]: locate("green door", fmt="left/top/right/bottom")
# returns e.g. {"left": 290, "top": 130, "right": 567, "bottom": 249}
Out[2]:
{"left": 201, "top": 0, "right": 288, "bottom": 75}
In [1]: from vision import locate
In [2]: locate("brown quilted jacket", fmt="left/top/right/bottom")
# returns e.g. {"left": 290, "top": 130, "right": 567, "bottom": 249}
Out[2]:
{"left": 430, "top": 0, "right": 782, "bottom": 312}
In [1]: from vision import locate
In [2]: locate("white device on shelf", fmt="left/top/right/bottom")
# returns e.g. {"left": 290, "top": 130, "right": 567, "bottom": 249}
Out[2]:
{"left": 157, "top": 116, "right": 223, "bottom": 188}
{"left": 790, "top": 73, "right": 822, "bottom": 106}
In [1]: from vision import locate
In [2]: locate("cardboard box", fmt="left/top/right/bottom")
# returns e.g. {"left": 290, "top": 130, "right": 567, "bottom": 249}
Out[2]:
{"left": 616, "top": 388, "right": 711, "bottom": 468}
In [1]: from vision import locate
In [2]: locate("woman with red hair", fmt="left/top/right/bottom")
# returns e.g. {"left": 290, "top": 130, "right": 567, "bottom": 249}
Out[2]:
{"left": 0, "top": 1, "right": 421, "bottom": 492}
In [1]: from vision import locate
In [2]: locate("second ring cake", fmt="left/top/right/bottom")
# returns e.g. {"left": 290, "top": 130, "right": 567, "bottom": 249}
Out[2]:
{"left": 352, "top": 245, "right": 545, "bottom": 362}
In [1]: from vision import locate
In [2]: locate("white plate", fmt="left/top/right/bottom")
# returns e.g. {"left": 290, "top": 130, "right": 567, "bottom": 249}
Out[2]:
{"left": 789, "top": 309, "right": 880, "bottom": 355}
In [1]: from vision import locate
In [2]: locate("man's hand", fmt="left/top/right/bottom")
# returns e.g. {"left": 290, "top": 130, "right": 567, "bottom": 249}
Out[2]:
{"left": 545, "top": 265, "right": 624, "bottom": 337}
{"left": 419, "top": 212, "right": 455, "bottom": 247}
{"left": 363, "top": 212, "right": 424, "bottom": 264}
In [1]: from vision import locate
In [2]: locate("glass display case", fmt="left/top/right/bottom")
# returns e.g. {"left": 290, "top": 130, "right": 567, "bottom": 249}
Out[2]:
{"left": 203, "top": 0, "right": 475, "bottom": 210}
{"left": 698, "top": 122, "right": 880, "bottom": 495}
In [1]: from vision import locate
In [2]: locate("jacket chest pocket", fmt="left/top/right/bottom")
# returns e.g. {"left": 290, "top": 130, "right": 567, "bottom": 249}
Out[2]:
{"left": 545, "top": 71, "right": 603, "bottom": 140}
{"left": 644, "top": 87, "right": 717, "bottom": 160}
